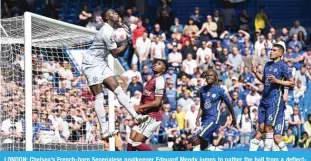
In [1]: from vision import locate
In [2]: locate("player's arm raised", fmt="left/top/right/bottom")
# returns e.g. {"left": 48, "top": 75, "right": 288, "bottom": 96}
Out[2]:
{"left": 252, "top": 61, "right": 264, "bottom": 83}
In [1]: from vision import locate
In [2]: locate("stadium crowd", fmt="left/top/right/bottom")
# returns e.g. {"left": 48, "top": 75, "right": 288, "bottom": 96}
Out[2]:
{"left": 1, "top": 0, "right": 311, "bottom": 151}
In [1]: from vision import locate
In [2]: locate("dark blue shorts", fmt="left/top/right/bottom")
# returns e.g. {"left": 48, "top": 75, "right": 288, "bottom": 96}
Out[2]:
{"left": 198, "top": 121, "right": 220, "bottom": 142}
{"left": 258, "top": 98, "right": 285, "bottom": 135}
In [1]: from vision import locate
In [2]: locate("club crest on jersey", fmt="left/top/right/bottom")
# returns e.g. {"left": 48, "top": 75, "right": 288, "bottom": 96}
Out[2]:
{"left": 204, "top": 100, "right": 212, "bottom": 109}
{"left": 212, "top": 94, "right": 216, "bottom": 98}
{"left": 143, "top": 89, "right": 151, "bottom": 96}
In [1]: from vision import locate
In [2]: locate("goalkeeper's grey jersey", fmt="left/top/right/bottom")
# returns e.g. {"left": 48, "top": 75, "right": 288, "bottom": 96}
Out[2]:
{"left": 82, "top": 23, "right": 117, "bottom": 65}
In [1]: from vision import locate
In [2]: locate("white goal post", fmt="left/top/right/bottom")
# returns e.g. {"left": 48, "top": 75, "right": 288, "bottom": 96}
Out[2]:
{"left": 0, "top": 12, "right": 125, "bottom": 151}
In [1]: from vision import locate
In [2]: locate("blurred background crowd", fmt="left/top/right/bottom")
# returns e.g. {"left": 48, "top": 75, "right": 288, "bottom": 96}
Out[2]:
{"left": 1, "top": 0, "right": 311, "bottom": 151}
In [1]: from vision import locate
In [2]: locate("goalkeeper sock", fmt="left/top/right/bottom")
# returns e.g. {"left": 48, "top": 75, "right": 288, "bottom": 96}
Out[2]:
{"left": 114, "top": 86, "right": 138, "bottom": 118}
{"left": 95, "top": 93, "right": 108, "bottom": 133}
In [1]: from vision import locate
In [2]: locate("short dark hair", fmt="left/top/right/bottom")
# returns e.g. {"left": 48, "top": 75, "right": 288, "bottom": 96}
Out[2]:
{"left": 101, "top": 8, "right": 114, "bottom": 22}
{"left": 154, "top": 58, "right": 168, "bottom": 72}
{"left": 273, "top": 44, "right": 285, "bottom": 53}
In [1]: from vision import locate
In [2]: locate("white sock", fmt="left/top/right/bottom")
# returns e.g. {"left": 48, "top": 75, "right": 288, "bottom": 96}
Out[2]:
{"left": 192, "top": 145, "right": 201, "bottom": 151}
{"left": 264, "top": 133, "right": 274, "bottom": 151}
{"left": 114, "top": 86, "right": 138, "bottom": 118}
{"left": 249, "top": 138, "right": 261, "bottom": 151}
{"left": 272, "top": 142, "right": 280, "bottom": 151}
{"left": 95, "top": 93, "right": 108, "bottom": 133}
{"left": 277, "top": 141, "right": 288, "bottom": 151}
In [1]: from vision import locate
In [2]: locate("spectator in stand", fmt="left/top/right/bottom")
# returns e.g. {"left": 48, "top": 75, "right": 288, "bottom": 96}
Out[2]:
{"left": 157, "top": 0, "right": 172, "bottom": 17}
{"left": 221, "top": 1, "right": 236, "bottom": 31}
{"left": 288, "top": 105, "right": 305, "bottom": 138}
{"left": 129, "top": 91, "right": 141, "bottom": 106}
{"left": 239, "top": 9, "right": 250, "bottom": 32}
{"left": 168, "top": 45, "right": 183, "bottom": 69}
{"left": 150, "top": 24, "right": 166, "bottom": 41}
{"left": 228, "top": 35, "right": 239, "bottom": 53}
{"left": 165, "top": 67, "right": 178, "bottom": 88}
{"left": 126, "top": 75, "right": 143, "bottom": 97}
{"left": 213, "top": 9, "right": 225, "bottom": 35}
{"left": 254, "top": 35, "right": 266, "bottom": 56}
{"left": 181, "top": 40, "right": 196, "bottom": 60}
{"left": 167, "top": 34, "right": 182, "bottom": 51}
{"left": 289, "top": 20, "right": 307, "bottom": 41}
{"left": 183, "top": 18, "right": 199, "bottom": 37}
{"left": 143, "top": 18, "right": 153, "bottom": 34}
{"left": 303, "top": 114, "right": 311, "bottom": 136}
{"left": 242, "top": 48, "right": 253, "bottom": 70}
{"left": 227, "top": 47, "right": 243, "bottom": 71}
{"left": 291, "top": 48, "right": 311, "bottom": 66}
{"left": 177, "top": 91, "right": 194, "bottom": 112}
{"left": 170, "top": 17, "right": 183, "bottom": 34}
{"left": 197, "top": 15, "right": 218, "bottom": 39}
{"left": 141, "top": 65, "right": 153, "bottom": 83}
{"left": 166, "top": 79, "right": 178, "bottom": 111}
{"left": 150, "top": 36, "right": 166, "bottom": 60}
{"left": 282, "top": 128, "right": 295, "bottom": 147}
{"left": 184, "top": 104, "right": 198, "bottom": 132}
{"left": 121, "top": 64, "right": 142, "bottom": 83}
{"left": 175, "top": 105, "right": 186, "bottom": 130}
{"left": 254, "top": 6, "right": 272, "bottom": 34}
{"left": 132, "top": 20, "right": 146, "bottom": 46}
{"left": 196, "top": 41, "right": 213, "bottom": 66}
{"left": 123, "top": 8, "right": 138, "bottom": 27}
{"left": 288, "top": 34, "right": 302, "bottom": 50}
{"left": 0, "top": 108, "right": 23, "bottom": 143}
{"left": 295, "top": 66, "right": 308, "bottom": 87}
{"left": 293, "top": 79, "right": 306, "bottom": 104}
{"left": 281, "top": 28, "right": 290, "bottom": 43}
{"left": 156, "top": 10, "right": 172, "bottom": 34}
{"left": 93, "top": 5, "right": 103, "bottom": 25}
{"left": 224, "top": 123, "right": 239, "bottom": 148}
{"left": 161, "top": 103, "right": 171, "bottom": 130}
{"left": 190, "top": 7, "right": 203, "bottom": 28}
{"left": 78, "top": 5, "right": 92, "bottom": 27}
{"left": 237, "top": 106, "right": 254, "bottom": 144}
{"left": 298, "top": 132, "right": 311, "bottom": 148}
{"left": 182, "top": 54, "right": 197, "bottom": 76}
{"left": 134, "top": 32, "right": 151, "bottom": 71}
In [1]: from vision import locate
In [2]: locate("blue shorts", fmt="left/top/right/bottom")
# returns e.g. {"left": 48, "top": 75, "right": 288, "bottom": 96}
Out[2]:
{"left": 258, "top": 98, "right": 285, "bottom": 135}
{"left": 197, "top": 121, "right": 220, "bottom": 142}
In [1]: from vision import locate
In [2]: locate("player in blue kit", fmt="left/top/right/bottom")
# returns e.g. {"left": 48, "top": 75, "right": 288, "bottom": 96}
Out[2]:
{"left": 191, "top": 68, "right": 236, "bottom": 151}
{"left": 250, "top": 43, "right": 294, "bottom": 151}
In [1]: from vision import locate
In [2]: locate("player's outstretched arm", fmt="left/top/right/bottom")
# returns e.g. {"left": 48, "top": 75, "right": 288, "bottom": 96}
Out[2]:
{"left": 135, "top": 96, "right": 163, "bottom": 111}
{"left": 252, "top": 61, "right": 264, "bottom": 83}
{"left": 110, "top": 44, "right": 128, "bottom": 58}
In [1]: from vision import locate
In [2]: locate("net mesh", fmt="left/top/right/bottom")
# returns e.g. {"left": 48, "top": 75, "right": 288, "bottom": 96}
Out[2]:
{"left": 0, "top": 15, "right": 119, "bottom": 151}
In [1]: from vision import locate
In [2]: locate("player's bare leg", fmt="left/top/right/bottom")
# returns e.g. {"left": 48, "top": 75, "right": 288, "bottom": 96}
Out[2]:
{"left": 90, "top": 84, "right": 119, "bottom": 139}
{"left": 128, "top": 130, "right": 152, "bottom": 151}
{"left": 102, "top": 76, "right": 149, "bottom": 123}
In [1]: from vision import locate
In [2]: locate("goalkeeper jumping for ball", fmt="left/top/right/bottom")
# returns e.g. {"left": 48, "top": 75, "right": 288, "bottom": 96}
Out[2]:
{"left": 81, "top": 9, "right": 149, "bottom": 139}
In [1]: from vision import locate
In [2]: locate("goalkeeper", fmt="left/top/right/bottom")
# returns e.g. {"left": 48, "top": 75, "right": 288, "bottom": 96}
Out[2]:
{"left": 81, "top": 9, "right": 149, "bottom": 139}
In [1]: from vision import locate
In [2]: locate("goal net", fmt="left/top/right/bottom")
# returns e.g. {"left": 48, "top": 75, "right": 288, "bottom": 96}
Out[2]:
{"left": 0, "top": 12, "right": 124, "bottom": 151}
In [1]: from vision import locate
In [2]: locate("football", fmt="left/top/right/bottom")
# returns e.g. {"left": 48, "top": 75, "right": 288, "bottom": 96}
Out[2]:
{"left": 113, "top": 28, "right": 127, "bottom": 43}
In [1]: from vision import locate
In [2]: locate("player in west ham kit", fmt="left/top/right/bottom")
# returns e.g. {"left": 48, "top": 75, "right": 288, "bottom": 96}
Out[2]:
{"left": 81, "top": 9, "right": 148, "bottom": 140}
{"left": 191, "top": 68, "right": 236, "bottom": 151}
{"left": 249, "top": 43, "right": 294, "bottom": 151}
{"left": 127, "top": 59, "right": 168, "bottom": 151}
